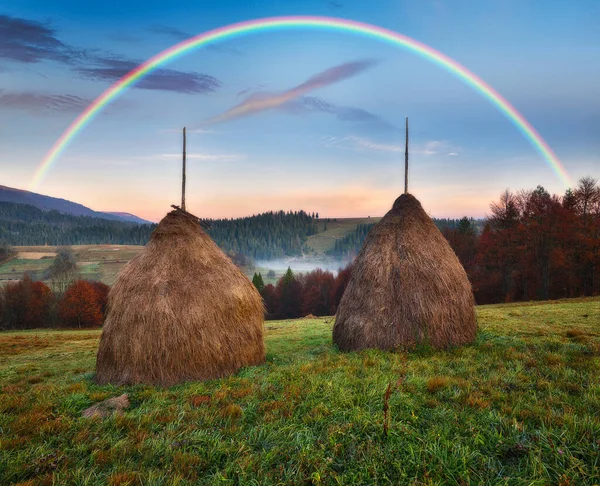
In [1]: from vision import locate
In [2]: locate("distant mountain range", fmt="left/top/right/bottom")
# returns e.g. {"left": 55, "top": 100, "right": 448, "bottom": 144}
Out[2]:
{"left": 0, "top": 185, "right": 152, "bottom": 224}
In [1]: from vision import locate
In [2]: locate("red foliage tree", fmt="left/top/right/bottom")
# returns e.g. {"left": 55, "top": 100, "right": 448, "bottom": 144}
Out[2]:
{"left": 1, "top": 275, "right": 54, "bottom": 329}
{"left": 301, "top": 269, "right": 335, "bottom": 316}
{"left": 58, "top": 280, "right": 103, "bottom": 328}
{"left": 260, "top": 284, "right": 278, "bottom": 319}
{"left": 88, "top": 281, "right": 110, "bottom": 317}
{"left": 330, "top": 263, "right": 353, "bottom": 314}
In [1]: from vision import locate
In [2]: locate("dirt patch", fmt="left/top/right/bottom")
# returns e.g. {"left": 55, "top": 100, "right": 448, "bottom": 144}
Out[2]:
{"left": 16, "top": 252, "right": 56, "bottom": 260}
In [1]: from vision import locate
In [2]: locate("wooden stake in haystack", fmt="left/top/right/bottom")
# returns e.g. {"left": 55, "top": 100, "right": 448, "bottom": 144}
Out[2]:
{"left": 404, "top": 117, "right": 409, "bottom": 194}
{"left": 172, "top": 126, "right": 210, "bottom": 229}
{"left": 182, "top": 126, "right": 187, "bottom": 211}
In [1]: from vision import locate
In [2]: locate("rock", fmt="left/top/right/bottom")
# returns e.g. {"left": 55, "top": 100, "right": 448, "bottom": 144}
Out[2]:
{"left": 82, "top": 393, "right": 130, "bottom": 418}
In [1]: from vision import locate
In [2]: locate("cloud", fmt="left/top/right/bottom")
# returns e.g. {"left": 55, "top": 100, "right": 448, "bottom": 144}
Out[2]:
{"left": 204, "top": 59, "right": 378, "bottom": 125}
{"left": 290, "top": 96, "right": 397, "bottom": 129}
{"left": 322, "top": 135, "right": 461, "bottom": 156}
{"left": 76, "top": 57, "right": 221, "bottom": 94}
{"left": 0, "top": 14, "right": 75, "bottom": 64}
{"left": 150, "top": 24, "right": 244, "bottom": 56}
{"left": 0, "top": 15, "right": 222, "bottom": 95}
{"left": 236, "top": 84, "right": 266, "bottom": 97}
{"left": 0, "top": 90, "right": 91, "bottom": 114}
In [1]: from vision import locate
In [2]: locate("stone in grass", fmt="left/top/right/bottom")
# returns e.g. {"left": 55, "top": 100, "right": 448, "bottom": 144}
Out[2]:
{"left": 82, "top": 393, "right": 130, "bottom": 418}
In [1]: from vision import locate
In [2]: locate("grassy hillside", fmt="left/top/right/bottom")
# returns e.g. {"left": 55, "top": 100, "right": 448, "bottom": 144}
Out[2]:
{"left": 304, "top": 217, "right": 380, "bottom": 255}
{"left": 1, "top": 298, "right": 599, "bottom": 484}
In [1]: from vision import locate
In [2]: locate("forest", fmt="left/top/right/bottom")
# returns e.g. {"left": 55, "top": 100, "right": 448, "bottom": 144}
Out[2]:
{"left": 207, "top": 210, "right": 317, "bottom": 260}
{"left": 0, "top": 204, "right": 317, "bottom": 261}
{"left": 0, "top": 203, "right": 153, "bottom": 245}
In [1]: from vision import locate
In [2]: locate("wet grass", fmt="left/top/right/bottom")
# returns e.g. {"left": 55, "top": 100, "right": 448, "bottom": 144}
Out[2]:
{"left": 1, "top": 297, "right": 599, "bottom": 485}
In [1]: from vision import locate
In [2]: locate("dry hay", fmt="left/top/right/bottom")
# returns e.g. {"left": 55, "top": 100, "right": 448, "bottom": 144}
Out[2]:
{"left": 333, "top": 193, "right": 476, "bottom": 351}
{"left": 96, "top": 209, "right": 265, "bottom": 386}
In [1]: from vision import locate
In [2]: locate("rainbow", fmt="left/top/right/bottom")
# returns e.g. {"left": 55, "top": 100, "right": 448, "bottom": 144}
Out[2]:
{"left": 30, "top": 16, "right": 571, "bottom": 190}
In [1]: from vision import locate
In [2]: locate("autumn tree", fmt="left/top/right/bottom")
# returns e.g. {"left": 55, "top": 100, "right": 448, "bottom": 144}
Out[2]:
{"left": 260, "top": 284, "right": 277, "bottom": 319}
{"left": 330, "top": 263, "right": 353, "bottom": 314}
{"left": 58, "top": 280, "right": 103, "bottom": 328}
{"left": 1, "top": 275, "right": 54, "bottom": 329}
{"left": 574, "top": 176, "right": 600, "bottom": 294}
{"left": 88, "top": 281, "right": 110, "bottom": 318}
{"left": 480, "top": 190, "right": 523, "bottom": 302}
{"left": 302, "top": 269, "right": 335, "bottom": 316}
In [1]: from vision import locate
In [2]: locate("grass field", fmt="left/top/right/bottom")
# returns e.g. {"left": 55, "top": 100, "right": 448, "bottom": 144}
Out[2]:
{"left": 1, "top": 298, "right": 599, "bottom": 485}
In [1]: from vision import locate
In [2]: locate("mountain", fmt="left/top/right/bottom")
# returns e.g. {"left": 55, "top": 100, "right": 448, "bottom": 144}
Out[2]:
{"left": 0, "top": 185, "right": 151, "bottom": 224}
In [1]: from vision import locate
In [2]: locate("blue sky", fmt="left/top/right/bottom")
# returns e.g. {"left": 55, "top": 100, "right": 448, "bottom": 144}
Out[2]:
{"left": 1, "top": 0, "right": 598, "bottom": 221}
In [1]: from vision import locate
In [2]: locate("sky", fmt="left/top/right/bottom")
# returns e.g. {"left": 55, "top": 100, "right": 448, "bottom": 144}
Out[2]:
{"left": 1, "top": 0, "right": 599, "bottom": 222}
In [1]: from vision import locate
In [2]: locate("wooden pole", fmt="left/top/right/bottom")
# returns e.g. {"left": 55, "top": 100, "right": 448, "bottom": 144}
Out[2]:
{"left": 404, "top": 117, "right": 409, "bottom": 194}
{"left": 182, "top": 127, "right": 186, "bottom": 211}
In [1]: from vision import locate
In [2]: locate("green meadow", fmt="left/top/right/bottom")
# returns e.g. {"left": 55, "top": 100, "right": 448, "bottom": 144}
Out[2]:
{"left": 1, "top": 298, "right": 599, "bottom": 485}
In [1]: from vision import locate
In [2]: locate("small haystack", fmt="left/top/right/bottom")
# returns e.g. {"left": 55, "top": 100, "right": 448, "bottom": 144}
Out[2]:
{"left": 96, "top": 208, "right": 265, "bottom": 386}
{"left": 333, "top": 193, "right": 476, "bottom": 351}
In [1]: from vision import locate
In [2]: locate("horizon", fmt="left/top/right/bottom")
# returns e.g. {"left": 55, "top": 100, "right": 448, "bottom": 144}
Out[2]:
{"left": 3, "top": 181, "right": 513, "bottom": 224}
{"left": 1, "top": 1, "right": 598, "bottom": 221}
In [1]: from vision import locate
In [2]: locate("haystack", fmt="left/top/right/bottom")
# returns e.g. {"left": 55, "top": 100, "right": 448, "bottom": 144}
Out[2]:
{"left": 333, "top": 193, "right": 476, "bottom": 351}
{"left": 96, "top": 208, "right": 265, "bottom": 386}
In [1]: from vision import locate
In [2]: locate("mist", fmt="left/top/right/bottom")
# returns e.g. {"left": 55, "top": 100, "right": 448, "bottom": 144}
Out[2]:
{"left": 255, "top": 257, "right": 351, "bottom": 275}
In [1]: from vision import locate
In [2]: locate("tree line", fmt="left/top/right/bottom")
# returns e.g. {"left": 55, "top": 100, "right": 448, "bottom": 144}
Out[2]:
{"left": 463, "top": 177, "right": 600, "bottom": 302}
{"left": 0, "top": 277, "right": 109, "bottom": 330}
{"left": 327, "top": 218, "right": 480, "bottom": 260}
{"left": 251, "top": 265, "right": 353, "bottom": 320}
{"left": 0, "top": 203, "right": 154, "bottom": 246}
{"left": 0, "top": 204, "right": 318, "bottom": 262}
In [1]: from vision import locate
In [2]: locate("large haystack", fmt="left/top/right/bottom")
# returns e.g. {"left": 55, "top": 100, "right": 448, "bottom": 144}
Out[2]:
{"left": 333, "top": 193, "right": 476, "bottom": 351}
{"left": 96, "top": 209, "right": 265, "bottom": 386}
